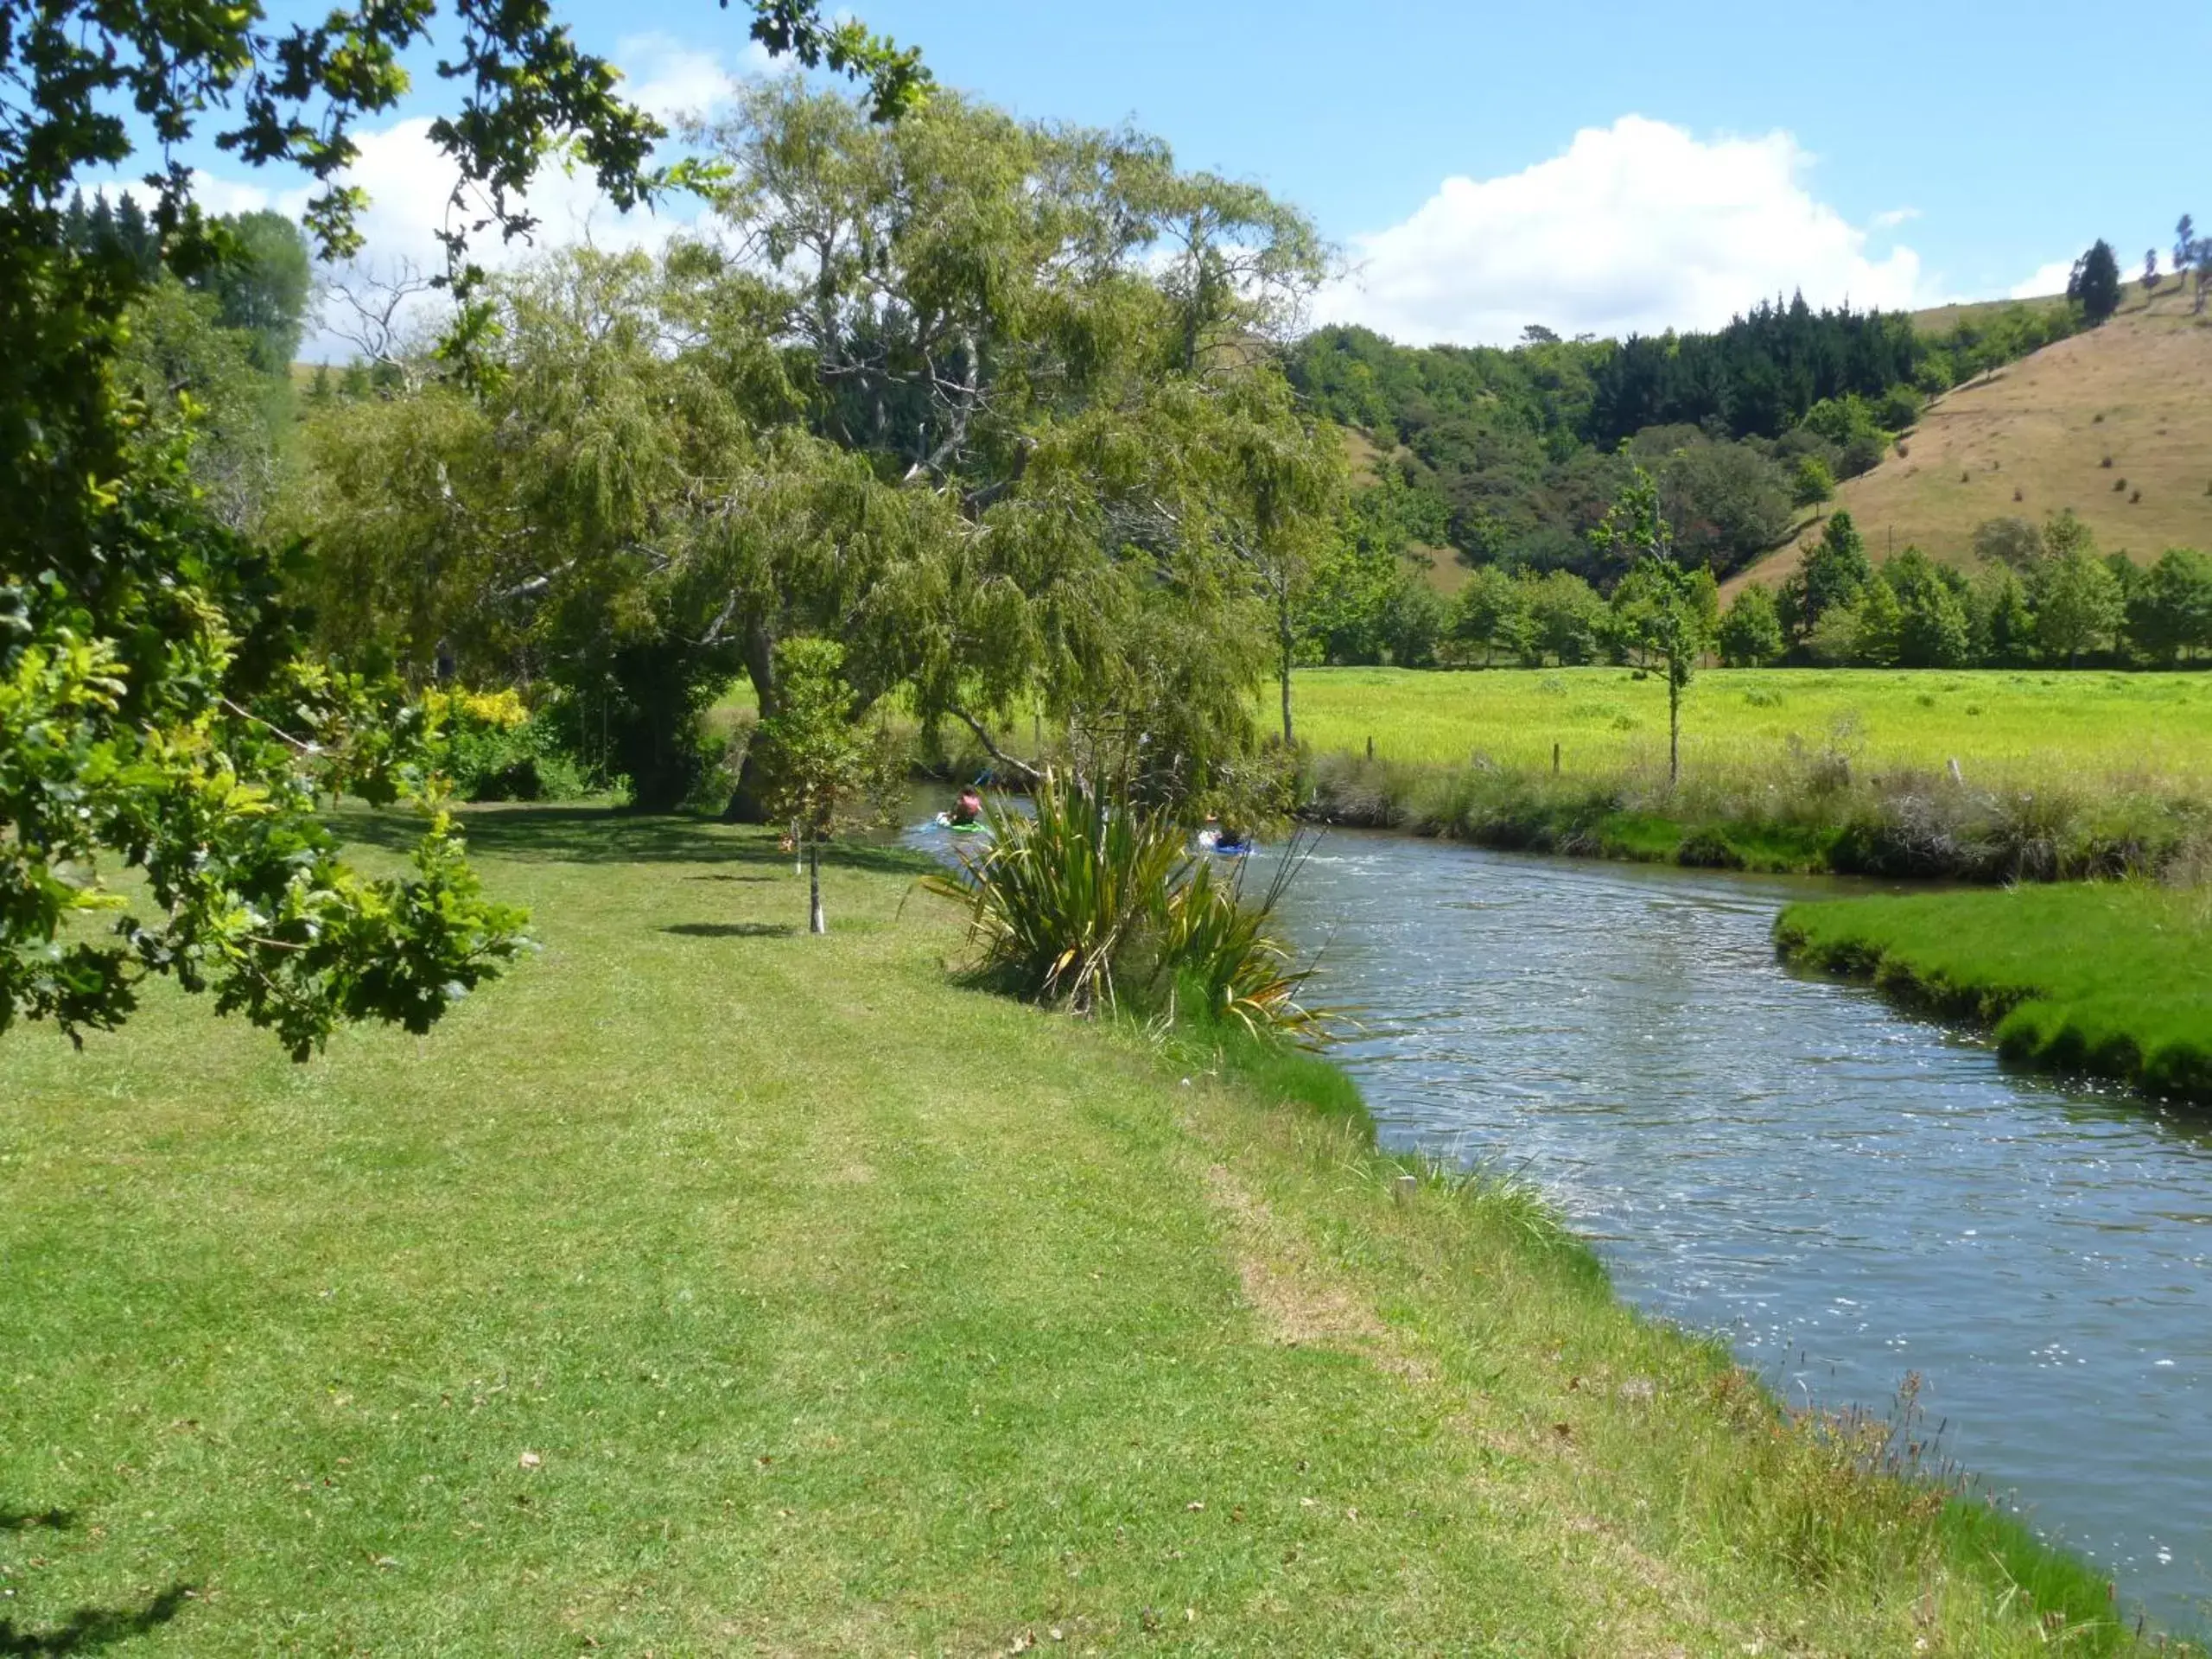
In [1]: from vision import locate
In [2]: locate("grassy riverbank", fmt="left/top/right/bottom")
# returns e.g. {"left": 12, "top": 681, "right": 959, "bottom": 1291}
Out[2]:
{"left": 1777, "top": 881, "right": 2212, "bottom": 1105}
{"left": 0, "top": 806, "right": 2152, "bottom": 1651}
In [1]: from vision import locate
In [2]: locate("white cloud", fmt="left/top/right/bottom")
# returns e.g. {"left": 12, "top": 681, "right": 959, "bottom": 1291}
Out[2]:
{"left": 1871, "top": 207, "right": 1921, "bottom": 231}
{"left": 2010, "top": 258, "right": 2074, "bottom": 300}
{"left": 1316, "top": 116, "right": 1934, "bottom": 347}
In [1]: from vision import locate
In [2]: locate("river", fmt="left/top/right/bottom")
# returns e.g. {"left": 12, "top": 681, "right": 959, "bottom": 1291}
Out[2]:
{"left": 1273, "top": 831, "right": 2208, "bottom": 1633}
{"left": 906, "top": 811, "right": 2211, "bottom": 1631}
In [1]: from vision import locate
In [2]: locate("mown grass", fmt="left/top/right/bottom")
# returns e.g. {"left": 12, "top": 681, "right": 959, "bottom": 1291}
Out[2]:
{"left": 1293, "top": 665, "right": 2212, "bottom": 789}
{"left": 1777, "top": 880, "right": 2212, "bottom": 1105}
{"left": 0, "top": 804, "right": 2161, "bottom": 1652}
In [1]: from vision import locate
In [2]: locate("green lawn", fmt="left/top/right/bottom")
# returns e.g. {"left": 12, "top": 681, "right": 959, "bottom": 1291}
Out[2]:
{"left": 1777, "top": 881, "right": 2212, "bottom": 1104}
{"left": 0, "top": 806, "right": 2141, "bottom": 1653}
{"left": 1292, "top": 666, "right": 2212, "bottom": 787}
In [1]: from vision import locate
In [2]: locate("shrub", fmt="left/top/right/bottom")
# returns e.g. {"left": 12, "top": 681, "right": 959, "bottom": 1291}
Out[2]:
{"left": 929, "top": 773, "right": 1321, "bottom": 1038}
{"left": 429, "top": 688, "right": 593, "bottom": 802}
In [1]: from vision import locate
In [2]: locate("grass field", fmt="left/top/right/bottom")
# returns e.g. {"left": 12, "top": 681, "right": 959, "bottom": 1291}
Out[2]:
{"left": 1777, "top": 882, "right": 2212, "bottom": 1104}
{"left": 1732, "top": 284, "right": 2212, "bottom": 594}
{"left": 0, "top": 805, "right": 2145, "bottom": 1653}
{"left": 1293, "top": 664, "right": 2212, "bottom": 787}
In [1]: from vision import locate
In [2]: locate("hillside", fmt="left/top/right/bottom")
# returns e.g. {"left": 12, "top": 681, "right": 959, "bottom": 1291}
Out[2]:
{"left": 1731, "top": 285, "right": 2212, "bottom": 594}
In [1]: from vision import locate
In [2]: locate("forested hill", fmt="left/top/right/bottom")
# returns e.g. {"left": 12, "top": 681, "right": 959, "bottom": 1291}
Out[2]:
{"left": 1288, "top": 294, "right": 2081, "bottom": 584}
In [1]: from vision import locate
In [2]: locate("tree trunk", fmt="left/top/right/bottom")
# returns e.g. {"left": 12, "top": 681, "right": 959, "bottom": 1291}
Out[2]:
{"left": 1669, "top": 677, "right": 1681, "bottom": 785}
{"left": 1278, "top": 612, "right": 1295, "bottom": 748}
{"left": 723, "top": 622, "right": 780, "bottom": 823}
{"left": 808, "top": 837, "right": 825, "bottom": 936}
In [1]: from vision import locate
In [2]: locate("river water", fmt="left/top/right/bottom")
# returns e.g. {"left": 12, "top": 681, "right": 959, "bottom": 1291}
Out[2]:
{"left": 1268, "top": 832, "right": 2209, "bottom": 1633}
{"left": 906, "top": 811, "right": 2210, "bottom": 1630}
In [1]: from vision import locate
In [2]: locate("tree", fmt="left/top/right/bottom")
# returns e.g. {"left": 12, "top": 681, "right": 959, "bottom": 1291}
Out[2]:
{"left": 2126, "top": 548, "right": 2212, "bottom": 664}
{"left": 1522, "top": 569, "right": 1609, "bottom": 665}
{"left": 1599, "top": 461, "right": 1715, "bottom": 784}
{"left": 2145, "top": 248, "right": 2161, "bottom": 296}
{"left": 2033, "top": 551, "right": 2125, "bottom": 666}
{"left": 1851, "top": 575, "right": 1904, "bottom": 666}
{"left": 1716, "top": 583, "right": 1783, "bottom": 666}
{"left": 747, "top": 639, "right": 896, "bottom": 935}
{"left": 1647, "top": 434, "right": 1793, "bottom": 576}
{"left": 1777, "top": 509, "right": 1873, "bottom": 648}
{"left": 191, "top": 211, "right": 314, "bottom": 373}
{"left": 1883, "top": 548, "right": 1972, "bottom": 668}
{"left": 1791, "top": 454, "right": 1835, "bottom": 509}
{"left": 0, "top": 0, "right": 920, "bottom": 1050}
{"left": 2066, "top": 239, "right": 2122, "bottom": 324}
{"left": 1972, "top": 566, "right": 2037, "bottom": 666}
{"left": 1447, "top": 563, "right": 1528, "bottom": 665}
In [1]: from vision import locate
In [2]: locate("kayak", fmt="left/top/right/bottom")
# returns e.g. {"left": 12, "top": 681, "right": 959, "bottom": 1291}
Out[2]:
{"left": 933, "top": 812, "right": 988, "bottom": 834}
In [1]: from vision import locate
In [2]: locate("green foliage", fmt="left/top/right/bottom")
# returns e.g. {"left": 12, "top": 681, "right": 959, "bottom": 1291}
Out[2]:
{"left": 1446, "top": 563, "right": 1529, "bottom": 664}
{"left": 748, "top": 639, "right": 876, "bottom": 838}
{"left": 1718, "top": 584, "right": 1785, "bottom": 666}
{"left": 289, "top": 89, "right": 1338, "bottom": 822}
{"left": 1645, "top": 430, "right": 1796, "bottom": 575}
{"left": 188, "top": 211, "right": 313, "bottom": 374}
{"left": 1883, "top": 549, "right": 1974, "bottom": 669}
{"left": 2033, "top": 550, "right": 2126, "bottom": 666}
{"left": 1972, "top": 515, "right": 2045, "bottom": 572}
{"left": 2066, "top": 239, "right": 2124, "bottom": 326}
{"left": 1791, "top": 454, "right": 1837, "bottom": 509}
{"left": 2126, "top": 548, "right": 2212, "bottom": 664}
{"left": 1522, "top": 569, "right": 1611, "bottom": 665}
{"left": 1778, "top": 511, "right": 1874, "bottom": 649}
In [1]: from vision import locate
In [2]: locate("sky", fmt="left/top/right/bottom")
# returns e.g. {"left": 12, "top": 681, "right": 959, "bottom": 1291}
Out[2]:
{"left": 156, "top": 0, "right": 2212, "bottom": 357}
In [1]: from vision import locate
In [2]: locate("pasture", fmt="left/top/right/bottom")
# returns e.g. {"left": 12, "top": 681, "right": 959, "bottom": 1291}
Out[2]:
{"left": 1291, "top": 665, "right": 2212, "bottom": 788}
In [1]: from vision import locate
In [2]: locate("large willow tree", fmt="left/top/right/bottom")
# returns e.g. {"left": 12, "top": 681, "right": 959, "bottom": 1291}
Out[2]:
{"left": 296, "top": 83, "right": 1346, "bottom": 814}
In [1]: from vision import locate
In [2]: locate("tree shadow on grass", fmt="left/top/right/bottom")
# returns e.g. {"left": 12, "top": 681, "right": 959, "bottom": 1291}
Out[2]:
{"left": 329, "top": 804, "right": 934, "bottom": 876}
{"left": 661, "top": 922, "right": 797, "bottom": 939}
{"left": 0, "top": 1510, "right": 73, "bottom": 1534}
{"left": 0, "top": 1587, "right": 194, "bottom": 1656}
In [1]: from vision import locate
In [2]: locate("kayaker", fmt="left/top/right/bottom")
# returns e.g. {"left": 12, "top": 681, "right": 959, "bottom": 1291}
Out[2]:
{"left": 949, "top": 787, "right": 984, "bottom": 827}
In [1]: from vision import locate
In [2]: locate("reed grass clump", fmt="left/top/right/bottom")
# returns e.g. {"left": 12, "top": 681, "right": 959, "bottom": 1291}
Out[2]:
{"left": 927, "top": 772, "right": 1322, "bottom": 1037}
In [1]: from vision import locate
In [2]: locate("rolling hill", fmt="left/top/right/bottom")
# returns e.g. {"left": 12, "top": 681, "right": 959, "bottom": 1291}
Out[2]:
{"left": 1728, "top": 283, "right": 2212, "bottom": 594}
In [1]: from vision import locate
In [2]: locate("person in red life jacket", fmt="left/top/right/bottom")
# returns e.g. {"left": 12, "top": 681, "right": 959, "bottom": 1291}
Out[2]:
{"left": 949, "top": 786, "right": 984, "bottom": 827}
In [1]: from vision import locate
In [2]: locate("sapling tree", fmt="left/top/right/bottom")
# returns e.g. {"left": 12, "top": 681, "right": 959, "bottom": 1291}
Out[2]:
{"left": 747, "top": 639, "right": 901, "bottom": 934}
{"left": 1599, "top": 461, "right": 1717, "bottom": 785}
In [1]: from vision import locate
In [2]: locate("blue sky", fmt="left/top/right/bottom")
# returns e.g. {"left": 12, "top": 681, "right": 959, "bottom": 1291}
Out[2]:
{"left": 181, "top": 0, "right": 2210, "bottom": 352}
